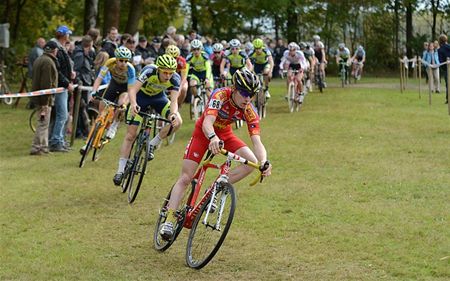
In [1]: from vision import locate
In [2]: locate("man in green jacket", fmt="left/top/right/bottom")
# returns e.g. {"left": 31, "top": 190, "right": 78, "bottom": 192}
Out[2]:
{"left": 30, "top": 41, "right": 59, "bottom": 155}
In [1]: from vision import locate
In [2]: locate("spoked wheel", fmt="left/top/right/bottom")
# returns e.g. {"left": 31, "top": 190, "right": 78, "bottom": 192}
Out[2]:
{"left": 186, "top": 183, "right": 236, "bottom": 269}
{"left": 92, "top": 126, "right": 108, "bottom": 162}
{"left": 29, "top": 108, "right": 38, "bottom": 133}
{"left": 154, "top": 188, "right": 186, "bottom": 251}
{"left": 288, "top": 82, "right": 296, "bottom": 113}
{"left": 126, "top": 137, "right": 149, "bottom": 204}
{"left": 79, "top": 123, "right": 100, "bottom": 168}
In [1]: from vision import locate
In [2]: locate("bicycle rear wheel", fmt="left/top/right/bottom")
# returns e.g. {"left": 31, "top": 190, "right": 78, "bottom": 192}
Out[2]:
{"left": 186, "top": 183, "right": 236, "bottom": 269}
{"left": 29, "top": 108, "right": 38, "bottom": 133}
{"left": 154, "top": 187, "right": 186, "bottom": 251}
{"left": 126, "top": 136, "right": 149, "bottom": 204}
{"left": 79, "top": 122, "right": 100, "bottom": 168}
{"left": 288, "top": 83, "right": 295, "bottom": 113}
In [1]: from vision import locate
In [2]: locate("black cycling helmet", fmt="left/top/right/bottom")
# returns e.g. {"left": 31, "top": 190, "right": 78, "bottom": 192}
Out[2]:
{"left": 232, "top": 68, "right": 261, "bottom": 98}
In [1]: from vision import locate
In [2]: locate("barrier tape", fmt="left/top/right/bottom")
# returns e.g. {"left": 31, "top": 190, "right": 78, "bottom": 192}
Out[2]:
{"left": 0, "top": 84, "right": 108, "bottom": 99}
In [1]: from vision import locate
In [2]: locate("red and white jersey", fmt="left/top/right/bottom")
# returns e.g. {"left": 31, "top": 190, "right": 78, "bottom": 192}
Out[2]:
{"left": 280, "top": 49, "right": 309, "bottom": 70}
{"left": 196, "top": 87, "right": 260, "bottom": 136}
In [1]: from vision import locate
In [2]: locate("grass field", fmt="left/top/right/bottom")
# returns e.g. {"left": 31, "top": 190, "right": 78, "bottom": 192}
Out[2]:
{"left": 0, "top": 77, "right": 449, "bottom": 281}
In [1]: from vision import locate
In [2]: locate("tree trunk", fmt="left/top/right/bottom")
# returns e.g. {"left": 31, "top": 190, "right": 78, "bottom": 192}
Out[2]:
{"left": 12, "top": 0, "right": 27, "bottom": 42}
{"left": 405, "top": 1, "right": 413, "bottom": 58}
{"left": 394, "top": 0, "right": 400, "bottom": 56}
{"left": 431, "top": 0, "right": 439, "bottom": 40}
{"left": 84, "top": 0, "right": 98, "bottom": 34}
{"left": 125, "top": 0, "right": 142, "bottom": 35}
{"left": 190, "top": 0, "right": 198, "bottom": 31}
{"left": 103, "top": 0, "right": 120, "bottom": 37}
{"left": 286, "top": 0, "right": 298, "bottom": 43}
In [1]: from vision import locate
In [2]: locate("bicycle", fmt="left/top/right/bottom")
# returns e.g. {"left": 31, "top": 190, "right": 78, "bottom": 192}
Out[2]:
{"left": 352, "top": 61, "right": 363, "bottom": 83}
{"left": 153, "top": 145, "right": 270, "bottom": 269}
{"left": 338, "top": 59, "right": 350, "bottom": 87}
{"left": 190, "top": 81, "right": 208, "bottom": 121}
{"left": 79, "top": 95, "right": 122, "bottom": 168}
{"left": 283, "top": 69, "right": 303, "bottom": 113}
{"left": 255, "top": 73, "right": 268, "bottom": 119}
{"left": 314, "top": 62, "right": 325, "bottom": 93}
{"left": 120, "top": 109, "right": 173, "bottom": 204}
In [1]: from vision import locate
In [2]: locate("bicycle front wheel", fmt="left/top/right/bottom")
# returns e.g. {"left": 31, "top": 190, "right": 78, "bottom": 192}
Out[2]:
{"left": 288, "top": 83, "right": 295, "bottom": 113}
{"left": 126, "top": 136, "right": 149, "bottom": 204}
{"left": 186, "top": 183, "right": 236, "bottom": 269}
{"left": 79, "top": 122, "right": 100, "bottom": 168}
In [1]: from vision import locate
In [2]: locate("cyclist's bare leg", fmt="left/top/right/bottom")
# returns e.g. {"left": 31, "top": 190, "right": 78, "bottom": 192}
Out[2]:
{"left": 296, "top": 72, "right": 304, "bottom": 94}
{"left": 189, "top": 79, "right": 198, "bottom": 98}
{"left": 228, "top": 146, "right": 258, "bottom": 184}
{"left": 167, "top": 159, "right": 199, "bottom": 210}
{"left": 119, "top": 124, "right": 138, "bottom": 159}
{"left": 178, "top": 80, "right": 188, "bottom": 106}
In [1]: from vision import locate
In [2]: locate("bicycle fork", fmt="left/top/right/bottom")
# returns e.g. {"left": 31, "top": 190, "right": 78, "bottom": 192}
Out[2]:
{"left": 203, "top": 175, "right": 228, "bottom": 231}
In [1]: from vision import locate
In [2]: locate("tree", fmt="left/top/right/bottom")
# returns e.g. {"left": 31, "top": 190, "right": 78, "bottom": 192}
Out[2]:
{"left": 103, "top": 0, "right": 120, "bottom": 37}
{"left": 124, "top": 0, "right": 143, "bottom": 35}
{"left": 84, "top": 0, "right": 98, "bottom": 34}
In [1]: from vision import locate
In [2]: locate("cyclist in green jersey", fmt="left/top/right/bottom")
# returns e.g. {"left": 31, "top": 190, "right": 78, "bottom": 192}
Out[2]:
{"left": 186, "top": 39, "right": 213, "bottom": 99}
{"left": 220, "top": 39, "right": 253, "bottom": 78}
{"left": 249, "top": 38, "right": 274, "bottom": 98}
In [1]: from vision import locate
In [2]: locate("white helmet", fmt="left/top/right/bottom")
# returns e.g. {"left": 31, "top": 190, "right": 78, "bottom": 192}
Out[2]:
{"left": 212, "top": 43, "right": 224, "bottom": 52}
{"left": 338, "top": 43, "right": 345, "bottom": 49}
{"left": 190, "top": 39, "right": 203, "bottom": 50}
{"left": 288, "top": 42, "right": 299, "bottom": 50}
{"left": 313, "top": 35, "right": 320, "bottom": 41}
{"left": 229, "top": 39, "right": 241, "bottom": 48}
{"left": 245, "top": 41, "right": 254, "bottom": 50}
{"left": 357, "top": 45, "right": 364, "bottom": 51}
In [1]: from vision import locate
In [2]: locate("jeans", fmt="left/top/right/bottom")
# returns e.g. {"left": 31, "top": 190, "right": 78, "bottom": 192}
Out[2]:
{"left": 49, "top": 90, "right": 68, "bottom": 147}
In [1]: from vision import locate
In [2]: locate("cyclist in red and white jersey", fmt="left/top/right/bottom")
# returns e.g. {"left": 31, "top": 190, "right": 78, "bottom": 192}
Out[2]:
{"left": 280, "top": 42, "right": 309, "bottom": 101}
{"left": 158, "top": 69, "right": 272, "bottom": 239}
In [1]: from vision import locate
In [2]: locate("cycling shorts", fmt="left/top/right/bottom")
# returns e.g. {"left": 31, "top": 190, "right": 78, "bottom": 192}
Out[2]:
{"left": 254, "top": 63, "right": 269, "bottom": 74}
{"left": 126, "top": 91, "right": 170, "bottom": 126}
{"left": 183, "top": 127, "right": 246, "bottom": 163}
{"left": 188, "top": 70, "right": 207, "bottom": 83}
{"left": 101, "top": 79, "right": 127, "bottom": 102}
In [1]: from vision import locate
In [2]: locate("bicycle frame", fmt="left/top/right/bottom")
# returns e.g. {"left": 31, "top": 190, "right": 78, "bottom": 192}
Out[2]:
{"left": 182, "top": 149, "right": 261, "bottom": 229}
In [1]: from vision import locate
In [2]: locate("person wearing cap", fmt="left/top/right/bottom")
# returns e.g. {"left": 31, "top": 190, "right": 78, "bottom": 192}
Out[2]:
{"left": 136, "top": 35, "right": 151, "bottom": 66}
{"left": 147, "top": 37, "right": 161, "bottom": 63}
{"left": 30, "top": 41, "right": 59, "bottom": 155}
{"left": 49, "top": 25, "right": 75, "bottom": 152}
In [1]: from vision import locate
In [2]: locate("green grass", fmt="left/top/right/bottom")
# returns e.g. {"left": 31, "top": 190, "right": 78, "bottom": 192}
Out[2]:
{"left": 0, "top": 77, "right": 449, "bottom": 280}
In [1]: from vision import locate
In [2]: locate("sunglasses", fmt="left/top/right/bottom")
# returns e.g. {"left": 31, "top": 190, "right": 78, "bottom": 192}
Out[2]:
{"left": 231, "top": 47, "right": 239, "bottom": 50}
{"left": 238, "top": 89, "right": 254, "bottom": 98}
{"left": 126, "top": 39, "right": 135, "bottom": 44}
{"left": 192, "top": 48, "right": 201, "bottom": 51}
{"left": 214, "top": 51, "right": 221, "bottom": 54}
{"left": 117, "top": 59, "right": 128, "bottom": 63}
{"left": 159, "top": 68, "right": 175, "bottom": 75}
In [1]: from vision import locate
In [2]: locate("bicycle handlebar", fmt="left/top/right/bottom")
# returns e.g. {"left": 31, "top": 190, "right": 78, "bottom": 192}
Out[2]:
{"left": 92, "top": 94, "right": 122, "bottom": 108}
{"left": 138, "top": 110, "right": 172, "bottom": 124}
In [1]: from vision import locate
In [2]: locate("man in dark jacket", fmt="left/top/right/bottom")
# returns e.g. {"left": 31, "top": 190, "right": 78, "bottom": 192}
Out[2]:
{"left": 73, "top": 35, "right": 95, "bottom": 138}
{"left": 30, "top": 41, "right": 59, "bottom": 155}
{"left": 101, "top": 27, "right": 119, "bottom": 58}
{"left": 438, "top": 34, "right": 450, "bottom": 103}
{"left": 49, "top": 25, "right": 75, "bottom": 152}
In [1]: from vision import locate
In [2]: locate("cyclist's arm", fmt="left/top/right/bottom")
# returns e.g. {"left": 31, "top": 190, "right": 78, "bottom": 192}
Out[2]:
{"left": 202, "top": 114, "right": 221, "bottom": 154}
{"left": 220, "top": 58, "right": 227, "bottom": 76}
{"left": 128, "top": 80, "right": 143, "bottom": 115}
{"left": 268, "top": 55, "right": 274, "bottom": 77}
{"left": 168, "top": 89, "right": 179, "bottom": 115}
{"left": 245, "top": 58, "right": 253, "bottom": 72}
{"left": 90, "top": 76, "right": 103, "bottom": 96}
{"left": 250, "top": 134, "right": 271, "bottom": 176}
